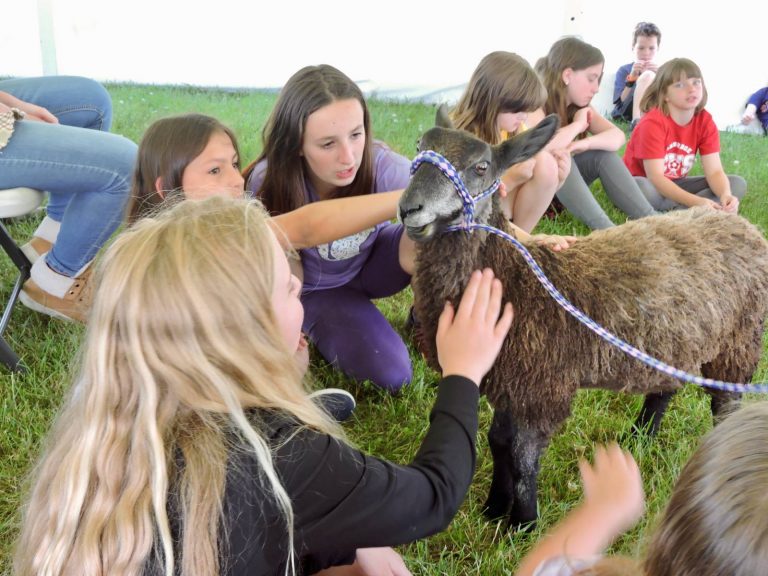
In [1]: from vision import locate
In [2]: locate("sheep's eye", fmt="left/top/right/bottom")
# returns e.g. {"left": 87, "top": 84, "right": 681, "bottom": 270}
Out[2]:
{"left": 475, "top": 161, "right": 489, "bottom": 175}
{"left": 415, "top": 138, "right": 422, "bottom": 153}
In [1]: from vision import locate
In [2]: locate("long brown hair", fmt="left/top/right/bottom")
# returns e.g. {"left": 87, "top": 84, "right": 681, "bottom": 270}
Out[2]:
{"left": 535, "top": 36, "right": 604, "bottom": 125}
{"left": 451, "top": 51, "right": 547, "bottom": 145}
{"left": 639, "top": 58, "right": 708, "bottom": 116}
{"left": 244, "top": 64, "right": 374, "bottom": 216}
{"left": 127, "top": 114, "right": 241, "bottom": 224}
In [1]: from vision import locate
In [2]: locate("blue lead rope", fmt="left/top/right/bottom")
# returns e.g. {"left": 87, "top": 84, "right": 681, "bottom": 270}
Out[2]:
{"left": 411, "top": 149, "right": 768, "bottom": 394}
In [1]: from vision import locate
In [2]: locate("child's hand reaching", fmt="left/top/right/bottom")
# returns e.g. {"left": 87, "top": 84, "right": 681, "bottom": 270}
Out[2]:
{"left": 436, "top": 268, "right": 513, "bottom": 385}
{"left": 514, "top": 443, "right": 644, "bottom": 576}
{"left": 579, "top": 443, "right": 645, "bottom": 534}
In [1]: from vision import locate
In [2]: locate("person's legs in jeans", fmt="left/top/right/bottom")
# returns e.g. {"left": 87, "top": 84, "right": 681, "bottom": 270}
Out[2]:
{"left": 0, "top": 76, "right": 113, "bottom": 130}
{"left": 0, "top": 120, "right": 137, "bottom": 320}
{"left": 0, "top": 76, "right": 116, "bottom": 241}
{"left": 302, "top": 224, "right": 412, "bottom": 393}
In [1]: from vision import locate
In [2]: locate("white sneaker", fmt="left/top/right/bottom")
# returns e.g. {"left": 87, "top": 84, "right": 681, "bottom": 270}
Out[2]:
{"left": 308, "top": 388, "right": 356, "bottom": 422}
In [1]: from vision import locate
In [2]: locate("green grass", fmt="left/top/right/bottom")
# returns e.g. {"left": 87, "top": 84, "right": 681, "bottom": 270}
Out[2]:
{"left": 2, "top": 83, "right": 768, "bottom": 573}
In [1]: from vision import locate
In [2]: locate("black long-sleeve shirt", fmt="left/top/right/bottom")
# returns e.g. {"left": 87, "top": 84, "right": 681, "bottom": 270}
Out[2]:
{"left": 151, "top": 376, "right": 479, "bottom": 575}
{"left": 227, "top": 376, "right": 479, "bottom": 575}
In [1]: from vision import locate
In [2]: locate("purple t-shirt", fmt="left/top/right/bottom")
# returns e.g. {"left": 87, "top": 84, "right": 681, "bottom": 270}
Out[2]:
{"left": 246, "top": 142, "right": 411, "bottom": 292}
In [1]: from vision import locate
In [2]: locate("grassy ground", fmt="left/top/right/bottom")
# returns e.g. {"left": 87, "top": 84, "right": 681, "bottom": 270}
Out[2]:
{"left": 1, "top": 84, "right": 767, "bottom": 573}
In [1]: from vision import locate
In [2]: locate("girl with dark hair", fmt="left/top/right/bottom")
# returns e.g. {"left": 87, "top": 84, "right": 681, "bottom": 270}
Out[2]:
{"left": 245, "top": 65, "right": 416, "bottom": 394}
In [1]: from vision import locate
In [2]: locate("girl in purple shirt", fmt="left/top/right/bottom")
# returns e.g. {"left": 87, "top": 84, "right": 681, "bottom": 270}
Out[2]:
{"left": 244, "top": 65, "right": 415, "bottom": 394}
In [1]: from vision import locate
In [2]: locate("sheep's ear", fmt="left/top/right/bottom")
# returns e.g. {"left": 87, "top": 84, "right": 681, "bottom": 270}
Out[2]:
{"left": 435, "top": 103, "right": 455, "bottom": 129}
{"left": 494, "top": 114, "right": 560, "bottom": 170}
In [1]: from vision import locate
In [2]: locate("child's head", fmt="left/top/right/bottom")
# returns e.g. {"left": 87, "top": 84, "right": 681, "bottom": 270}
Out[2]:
{"left": 535, "top": 36, "right": 604, "bottom": 122}
{"left": 642, "top": 401, "right": 768, "bottom": 575}
{"left": 640, "top": 58, "right": 707, "bottom": 116}
{"left": 252, "top": 64, "right": 373, "bottom": 215}
{"left": 451, "top": 51, "right": 547, "bottom": 145}
{"left": 14, "top": 196, "right": 339, "bottom": 575}
{"left": 128, "top": 114, "right": 243, "bottom": 224}
{"left": 632, "top": 21, "right": 661, "bottom": 62}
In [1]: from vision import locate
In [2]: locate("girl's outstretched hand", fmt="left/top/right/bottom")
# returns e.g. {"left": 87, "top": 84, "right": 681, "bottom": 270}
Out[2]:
{"left": 531, "top": 233, "right": 579, "bottom": 252}
{"left": 436, "top": 268, "right": 514, "bottom": 385}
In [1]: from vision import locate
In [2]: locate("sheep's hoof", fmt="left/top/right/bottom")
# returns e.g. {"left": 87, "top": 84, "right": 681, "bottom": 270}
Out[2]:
{"left": 508, "top": 518, "right": 538, "bottom": 534}
{"left": 482, "top": 499, "right": 510, "bottom": 523}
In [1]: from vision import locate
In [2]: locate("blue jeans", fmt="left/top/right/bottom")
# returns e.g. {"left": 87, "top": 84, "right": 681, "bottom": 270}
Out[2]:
{"left": 0, "top": 76, "right": 137, "bottom": 275}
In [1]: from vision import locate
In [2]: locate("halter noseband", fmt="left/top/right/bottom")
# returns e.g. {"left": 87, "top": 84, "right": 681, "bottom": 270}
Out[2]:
{"left": 410, "top": 150, "right": 500, "bottom": 231}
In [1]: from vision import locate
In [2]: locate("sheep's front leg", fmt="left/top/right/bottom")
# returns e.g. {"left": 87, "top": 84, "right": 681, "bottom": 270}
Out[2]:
{"left": 484, "top": 409, "right": 548, "bottom": 530}
{"left": 708, "top": 390, "right": 741, "bottom": 423}
{"left": 633, "top": 391, "right": 676, "bottom": 435}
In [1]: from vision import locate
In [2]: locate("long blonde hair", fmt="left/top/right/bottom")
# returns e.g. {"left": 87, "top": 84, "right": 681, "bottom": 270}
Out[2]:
{"left": 14, "top": 196, "right": 341, "bottom": 576}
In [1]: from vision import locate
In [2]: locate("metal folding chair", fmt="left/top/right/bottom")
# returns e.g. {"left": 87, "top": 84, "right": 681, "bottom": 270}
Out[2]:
{"left": 0, "top": 187, "right": 45, "bottom": 371}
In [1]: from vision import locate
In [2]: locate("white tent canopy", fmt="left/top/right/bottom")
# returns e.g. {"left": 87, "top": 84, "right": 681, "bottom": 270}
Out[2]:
{"left": 6, "top": 0, "right": 763, "bottom": 129}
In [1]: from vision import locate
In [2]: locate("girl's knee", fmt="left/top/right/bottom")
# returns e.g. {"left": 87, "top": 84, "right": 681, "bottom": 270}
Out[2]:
{"left": 638, "top": 70, "right": 656, "bottom": 86}
{"left": 368, "top": 353, "right": 413, "bottom": 394}
{"left": 532, "top": 151, "right": 559, "bottom": 189}
{"left": 729, "top": 175, "right": 747, "bottom": 199}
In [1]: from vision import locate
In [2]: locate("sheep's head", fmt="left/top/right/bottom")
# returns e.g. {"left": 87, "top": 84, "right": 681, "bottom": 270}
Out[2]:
{"left": 400, "top": 105, "right": 559, "bottom": 241}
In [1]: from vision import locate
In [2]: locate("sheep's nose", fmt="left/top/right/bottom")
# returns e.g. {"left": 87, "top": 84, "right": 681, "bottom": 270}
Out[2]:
{"left": 399, "top": 204, "right": 423, "bottom": 222}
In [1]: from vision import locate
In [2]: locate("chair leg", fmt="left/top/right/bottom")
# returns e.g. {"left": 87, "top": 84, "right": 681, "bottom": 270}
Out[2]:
{"left": 0, "top": 219, "right": 32, "bottom": 372}
{"left": 0, "top": 334, "right": 23, "bottom": 372}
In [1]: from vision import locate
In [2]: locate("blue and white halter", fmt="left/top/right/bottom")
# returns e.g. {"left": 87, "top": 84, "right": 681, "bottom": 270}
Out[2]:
{"left": 410, "top": 149, "right": 768, "bottom": 394}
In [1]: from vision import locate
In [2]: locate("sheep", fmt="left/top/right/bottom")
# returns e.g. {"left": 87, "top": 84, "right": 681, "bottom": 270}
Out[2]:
{"left": 398, "top": 107, "right": 768, "bottom": 529}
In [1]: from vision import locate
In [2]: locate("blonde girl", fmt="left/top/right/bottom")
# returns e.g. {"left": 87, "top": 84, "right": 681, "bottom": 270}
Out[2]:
{"left": 624, "top": 58, "right": 746, "bottom": 212}
{"left": 451, "top": 51, "right": 572, "bottom": 234}
{"left": 536, "top": 36, "right": 658, "bottom": 230}
{"left": 13, "top": 196, "right": 513, "bottom": 576}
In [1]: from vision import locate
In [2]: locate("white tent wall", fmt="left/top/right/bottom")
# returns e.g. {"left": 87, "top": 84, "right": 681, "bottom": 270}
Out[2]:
{"left": 3, "top": 0, "right": 763, "bottom": 129}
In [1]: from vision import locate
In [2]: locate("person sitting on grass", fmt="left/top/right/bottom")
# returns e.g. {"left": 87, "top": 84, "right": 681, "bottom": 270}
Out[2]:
{"left": 611, "top": 22, "right": 662, "bottom": 130}
{"left": 623, "top": 58, "right": 746, "bottom": 212}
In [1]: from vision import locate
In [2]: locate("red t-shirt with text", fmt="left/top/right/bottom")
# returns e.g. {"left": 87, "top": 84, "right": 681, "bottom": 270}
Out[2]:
{"left": 623, "top": 108, "right": 720, "bottom": 178}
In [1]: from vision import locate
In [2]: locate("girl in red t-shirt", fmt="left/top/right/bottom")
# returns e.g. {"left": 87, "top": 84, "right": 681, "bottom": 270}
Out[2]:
{"left": 623, "top": 58, "right": 746, "bottom": 212}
